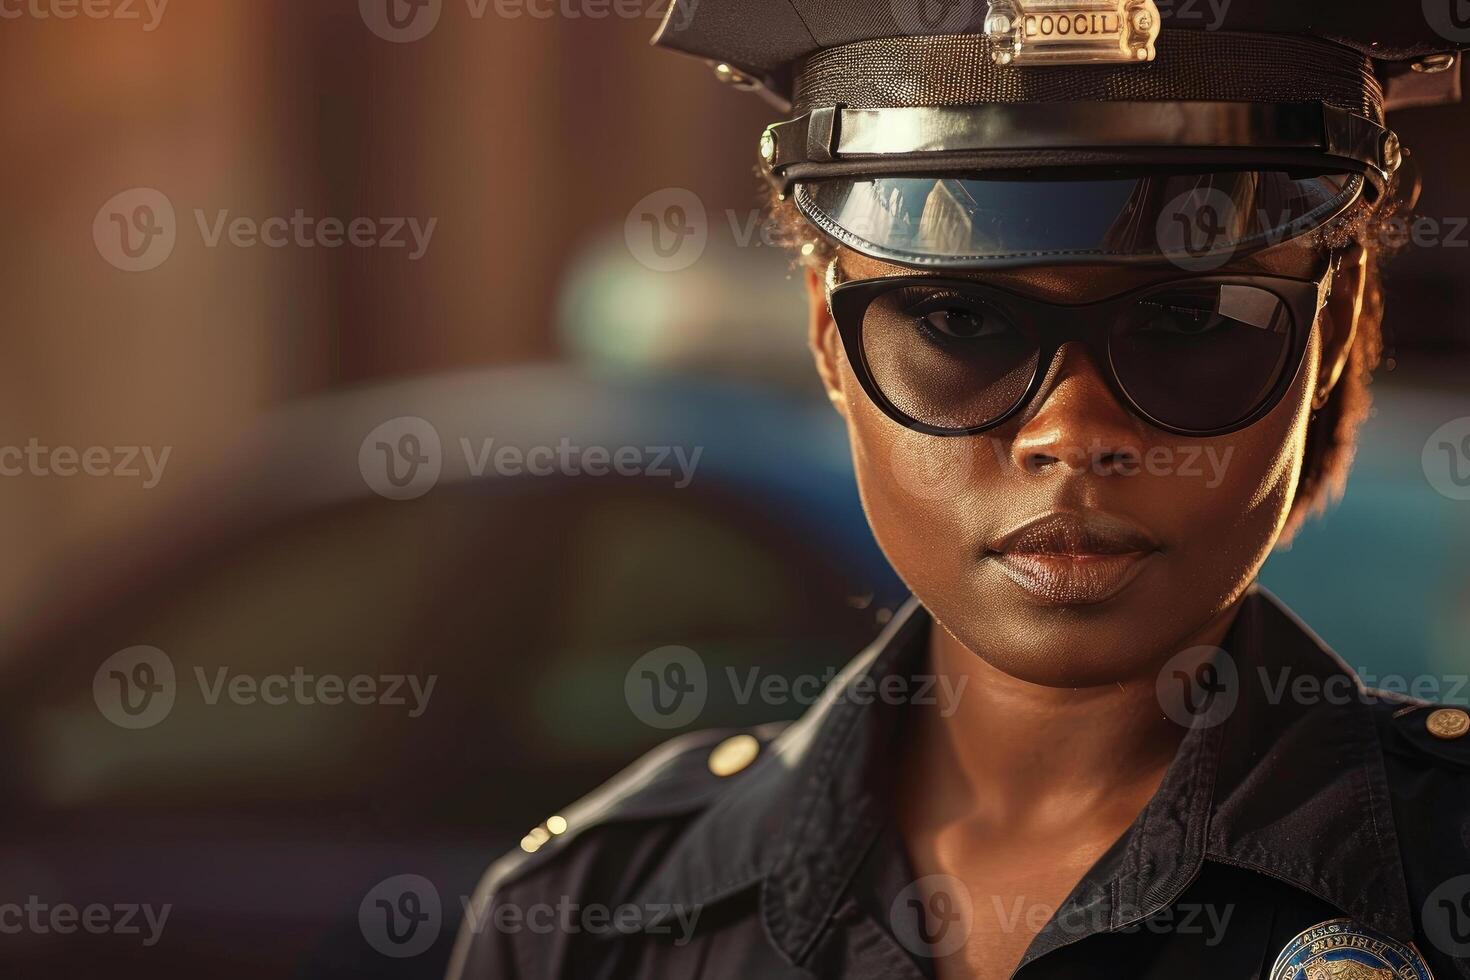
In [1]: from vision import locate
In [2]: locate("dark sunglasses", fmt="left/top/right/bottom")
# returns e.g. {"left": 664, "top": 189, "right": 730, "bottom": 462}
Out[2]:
{"left": 825, "top": 265, "right": 1330, "bottom": 438}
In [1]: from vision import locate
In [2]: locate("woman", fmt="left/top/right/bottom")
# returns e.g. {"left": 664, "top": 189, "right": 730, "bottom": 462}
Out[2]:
{"left": 449, "top": 2, "right": 1470, "bottom": 977}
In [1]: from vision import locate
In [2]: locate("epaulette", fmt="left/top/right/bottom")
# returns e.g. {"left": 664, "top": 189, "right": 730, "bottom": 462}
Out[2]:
{"left": 1377, "top": 699, "right": 1470, "bottom": 771}
{"left": 473, "top": 722, "right": 786, "bottom": 897}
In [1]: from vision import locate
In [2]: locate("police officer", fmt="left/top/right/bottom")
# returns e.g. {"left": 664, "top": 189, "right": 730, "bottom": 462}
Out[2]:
{"left": 448, "top": 3, "right": 1470, "bottom": 977}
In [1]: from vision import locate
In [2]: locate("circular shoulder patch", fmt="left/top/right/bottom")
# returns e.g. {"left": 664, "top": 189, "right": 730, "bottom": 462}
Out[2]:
{"left": 1270, "top": 918, "right": 1435, "bottom": 980}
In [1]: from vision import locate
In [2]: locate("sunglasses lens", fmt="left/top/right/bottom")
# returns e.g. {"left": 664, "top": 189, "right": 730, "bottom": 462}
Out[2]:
{"left": 1110, "top": 283, "right": 1297, "bottom": 433}
{"left": 860, "top": 284, "right": 1039, "bottom": 431}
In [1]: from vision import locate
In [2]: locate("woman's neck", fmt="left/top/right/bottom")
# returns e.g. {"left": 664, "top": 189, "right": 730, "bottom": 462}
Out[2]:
{"left": 901, "top": 599, "right": 1243, "bottom": 834}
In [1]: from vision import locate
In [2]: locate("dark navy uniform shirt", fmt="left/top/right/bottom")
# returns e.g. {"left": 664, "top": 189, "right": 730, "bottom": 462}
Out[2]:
{"left": 447, "top": 584, "right": 1470, "bottom": 979}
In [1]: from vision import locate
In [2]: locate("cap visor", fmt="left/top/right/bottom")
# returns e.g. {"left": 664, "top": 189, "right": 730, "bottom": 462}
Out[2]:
{"left": 795, "top": 170, "right": 1362, "bottom": 269}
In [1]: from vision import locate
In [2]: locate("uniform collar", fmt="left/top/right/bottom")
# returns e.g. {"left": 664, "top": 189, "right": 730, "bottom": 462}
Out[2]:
{"left": 627, "top": 584, "right": 1414, "bottom": 964}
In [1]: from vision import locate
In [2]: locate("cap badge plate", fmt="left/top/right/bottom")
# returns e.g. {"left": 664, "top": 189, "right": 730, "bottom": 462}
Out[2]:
{"left": 985, "top": 0, "right": 1161, "bottom": 66}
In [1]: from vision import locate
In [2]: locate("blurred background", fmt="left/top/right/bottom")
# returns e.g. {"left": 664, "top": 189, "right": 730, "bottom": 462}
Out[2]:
{"left": 0, "top": 3, "right": 1467, "bottom": 977}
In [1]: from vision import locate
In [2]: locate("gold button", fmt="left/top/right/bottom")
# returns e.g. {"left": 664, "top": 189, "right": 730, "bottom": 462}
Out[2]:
{"left": 1426, "top": 708, "right": 1470, "bottom": 740}
{"left": 759, "top": 129, "right": 777, "bottom": 165}
{"left": 546, "top": 815, "right": 568, "bottom": 836}
{"left": 1412, "top": 53, "right": 1456, "bottom": 74}
{"left": 520, "top": 825, "right": 551, "bottom": 853}
{"left": 708, "top": 734, "right": 760, "bottom": 777}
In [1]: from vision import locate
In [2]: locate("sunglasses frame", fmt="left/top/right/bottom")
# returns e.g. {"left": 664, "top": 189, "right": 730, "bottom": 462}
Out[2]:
{"left": 825, "top": 267, "right": 1330, "bottom": 438}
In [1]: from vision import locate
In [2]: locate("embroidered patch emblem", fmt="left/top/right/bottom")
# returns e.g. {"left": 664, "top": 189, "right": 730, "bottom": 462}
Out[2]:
{"left": 1270, "top": 918, "right": 1435, "bottom": 980}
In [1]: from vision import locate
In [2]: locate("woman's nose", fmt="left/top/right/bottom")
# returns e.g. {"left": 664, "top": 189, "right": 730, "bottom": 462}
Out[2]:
{"left": 1009, "top": 342, "right": 1145, "bottom": 475}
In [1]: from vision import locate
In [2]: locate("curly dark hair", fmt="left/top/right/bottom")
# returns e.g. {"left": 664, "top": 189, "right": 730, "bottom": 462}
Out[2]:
{"left": 761, "top": 179, "right": 1407, "bottom": 544}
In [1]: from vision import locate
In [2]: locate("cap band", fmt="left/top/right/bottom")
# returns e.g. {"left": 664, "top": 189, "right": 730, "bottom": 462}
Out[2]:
{"left": 793, "top": 31, "right": 1384, "bottom": 117}
{"left": 763, "top": 101, "right": 1398, "bottom": 194}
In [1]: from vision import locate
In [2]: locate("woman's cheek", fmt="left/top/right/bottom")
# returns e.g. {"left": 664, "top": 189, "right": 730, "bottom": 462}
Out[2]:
{"left": 845, "top": 403, "right": 984, "bottom": 572}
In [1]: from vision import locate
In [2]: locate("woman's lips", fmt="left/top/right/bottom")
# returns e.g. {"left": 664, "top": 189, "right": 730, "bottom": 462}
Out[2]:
{"left": 986, "top": 512, "right": 1161, "bottom": 605}
{"left": 990, "top": 550, "right": 1155, "bottom": 605}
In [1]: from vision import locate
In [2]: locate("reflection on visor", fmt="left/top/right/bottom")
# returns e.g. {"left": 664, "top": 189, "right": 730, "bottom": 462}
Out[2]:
{"left": 795, "top": 172, "right": 1361, "bottom": 268}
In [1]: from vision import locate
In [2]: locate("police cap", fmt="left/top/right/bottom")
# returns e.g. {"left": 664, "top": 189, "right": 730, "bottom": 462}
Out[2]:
{"left": 652, "top": 0, "right": 1467, "bottom": 269}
